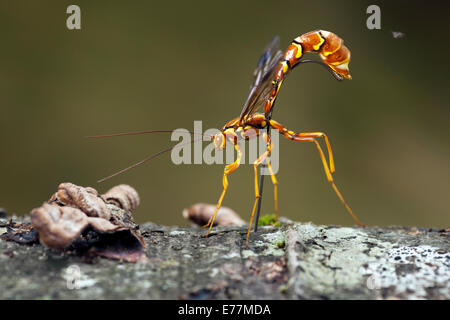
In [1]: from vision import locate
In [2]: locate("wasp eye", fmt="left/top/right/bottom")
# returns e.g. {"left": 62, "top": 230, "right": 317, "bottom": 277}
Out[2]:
{"left": 213, "top": 133, "right": 224, "bottom": 149}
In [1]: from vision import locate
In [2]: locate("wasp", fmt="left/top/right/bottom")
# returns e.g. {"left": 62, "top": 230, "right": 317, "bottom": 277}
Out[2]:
{"left": 202, "top": 30, "right": 363, "bottom": 247}
{"left": 91, "top": 30, "right": 364, "bottom": 248}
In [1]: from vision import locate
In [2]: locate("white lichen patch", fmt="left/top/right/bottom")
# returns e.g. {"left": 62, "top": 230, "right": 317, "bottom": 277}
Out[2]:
{"left": 261, "top": 230, "right": 284, "bottom": 244}
{"left": 241, "top": 249, "right": 258, "bottom": 258}
{"left": 286, "top": 224, "right": 394, "bottom": 298}
{"left": 168, "top": 230, "right": 187, "bottom": 236}
{"left": 242, "top": 231, "right": 286, "bottom": 258}
{"left": 360, "top": 245, "right": 450, "bottom": 299}
{"left": 287, "top": 224, "right": 450, "bottom": 299}
{"left": 222, "top": 251, "right": 240, "bottom": 259}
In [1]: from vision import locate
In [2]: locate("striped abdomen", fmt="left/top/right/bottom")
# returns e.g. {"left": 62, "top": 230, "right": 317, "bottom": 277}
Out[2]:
{"left": 264, "top": 30, "right": 352, "bottom": 115}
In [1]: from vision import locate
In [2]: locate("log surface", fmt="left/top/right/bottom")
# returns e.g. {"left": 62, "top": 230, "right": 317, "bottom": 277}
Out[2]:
{"left": 0, "top": 217, "right": 448, "bottom": 299}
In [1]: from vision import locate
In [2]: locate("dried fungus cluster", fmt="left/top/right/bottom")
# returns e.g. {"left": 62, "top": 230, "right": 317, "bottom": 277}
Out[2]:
{"left": 29, "top": 183, "right": 146, "bottom": 262}
{"left": 1, "top": 183, "right": 249, "bottom": 263}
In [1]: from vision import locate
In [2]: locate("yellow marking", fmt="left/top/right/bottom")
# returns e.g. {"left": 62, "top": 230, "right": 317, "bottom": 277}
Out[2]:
{"left": 292, "top": 42, "right": 303, "bottom": 59}
{"left": 329, "top": 56, "right": 350, "bottom": 66}
{"left": 281, "top": 61, "right": 288, "bottom": 73}
{"left": 261, "top": 120, "right": 267, "bottom": 127}
{"left": 288, "top": 130, "right": 295, "bottom": 135}
{"left": 313, "top": 33, "right": 325, "bottom": 51}
{"left": 323, "top": 38, "right": 342, "bottom": 57}
{"left": 276, "top": 78, "right": 284, "bottom": 90}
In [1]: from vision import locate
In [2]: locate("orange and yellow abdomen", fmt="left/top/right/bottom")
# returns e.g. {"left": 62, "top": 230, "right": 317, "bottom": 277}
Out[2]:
{"left": 294, "top": 30, "right": 351, "bottom": 80}
{"left": 264, "top": 30, "right": 352, "bottom": 115}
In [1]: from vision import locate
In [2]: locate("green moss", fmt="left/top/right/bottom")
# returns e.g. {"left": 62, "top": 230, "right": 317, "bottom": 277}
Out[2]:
{"left": 279, "top": 284, "right": 289, "bottom": 294}
{"left": 276, "top": 240, "right": 286, "bottom": 248}
{"left": 258, "top": 214, "right": 280, "bottom": 227}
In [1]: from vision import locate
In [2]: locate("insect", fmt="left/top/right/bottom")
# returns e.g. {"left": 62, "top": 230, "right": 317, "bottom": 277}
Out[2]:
{"left": 90, "top": 30, "right": 364, "bottom": 248}
{"left": 203, "top": 30, "right": 364, "bottom": 247}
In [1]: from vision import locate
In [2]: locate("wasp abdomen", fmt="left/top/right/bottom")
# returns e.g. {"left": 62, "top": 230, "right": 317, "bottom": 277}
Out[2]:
{"left": 292, "top": 30, "right": 351, "bottom": 80}
{"left": 264, "top": 30, "right": 352, "bottom": 115}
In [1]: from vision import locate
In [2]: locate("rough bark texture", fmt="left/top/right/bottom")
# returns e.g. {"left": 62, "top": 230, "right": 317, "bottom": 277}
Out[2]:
{"left": 0, "top": 216, "right": 448, "bottom": 300}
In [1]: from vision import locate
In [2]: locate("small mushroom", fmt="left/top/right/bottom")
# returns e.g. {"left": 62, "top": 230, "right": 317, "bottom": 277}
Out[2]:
{"left": 51, "top": 183, "right": 110, "bottom": 220}
{"left": 183, "top": 203, "right": 246, "bottom": 227}
{"left": 102, "top": 184, "right": 140, "bottom": 212}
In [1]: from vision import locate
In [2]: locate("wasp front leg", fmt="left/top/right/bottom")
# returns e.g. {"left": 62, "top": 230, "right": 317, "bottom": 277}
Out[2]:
{"left": 202, "top": 142, "right": 242, "bottom": 237}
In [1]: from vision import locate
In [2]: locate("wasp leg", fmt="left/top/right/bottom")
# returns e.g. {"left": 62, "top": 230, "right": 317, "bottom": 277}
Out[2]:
{"left": 246, "top": 133, "right": 274, "bottom": 247}
{"left": 295, "top": 132, "right": 335, "bottom": 173}
{"left": 258, "top": 132, "right": 278, "bottom": 221}
{"left": 266, "top": 160, "right": 278, "bottom": 221}
{"left": 289, "top": 136, "right": 364, "bottom": 227}
{"left": 202, "top": 143, "right": 242, "bottom": 237}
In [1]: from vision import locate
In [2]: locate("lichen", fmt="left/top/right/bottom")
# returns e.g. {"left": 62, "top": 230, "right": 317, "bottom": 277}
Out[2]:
{"left": 360, "top": 245, "right": 450, "bottom": 299}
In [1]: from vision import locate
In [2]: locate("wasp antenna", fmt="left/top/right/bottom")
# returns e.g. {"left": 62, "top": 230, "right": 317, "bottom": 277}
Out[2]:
{"left": 86, "top": 130, "right": 212, "bottom": 139}
{"left": 97, "top": 138, "right": 204, "bottom": 183}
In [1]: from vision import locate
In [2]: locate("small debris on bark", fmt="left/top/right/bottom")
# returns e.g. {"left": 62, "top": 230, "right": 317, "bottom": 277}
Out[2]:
{"left": 183, "top": 203, "right": 246, "bottom": 227}
{"left": 0, "top": 221, "right": 39, "bottom": 245}
{"left": 0, "top": 208, "right": 7, "bottom": 219}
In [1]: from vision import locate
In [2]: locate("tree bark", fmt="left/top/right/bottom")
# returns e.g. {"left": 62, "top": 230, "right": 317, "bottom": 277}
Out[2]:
{"left": 0, "top": 216, "right": 448, "bottom": 299}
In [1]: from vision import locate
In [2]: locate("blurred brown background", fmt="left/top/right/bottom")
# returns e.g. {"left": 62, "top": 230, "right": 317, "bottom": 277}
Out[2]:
{"left": 1, "top": 1, "right": 449, "bottom": 227}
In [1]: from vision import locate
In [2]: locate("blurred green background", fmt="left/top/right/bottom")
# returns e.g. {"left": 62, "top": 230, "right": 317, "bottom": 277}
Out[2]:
{"left": 1, "top": 0, "right": 449, "bottom": 228}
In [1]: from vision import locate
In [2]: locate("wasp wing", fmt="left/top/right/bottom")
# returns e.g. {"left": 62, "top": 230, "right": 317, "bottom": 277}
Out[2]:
{"left": 238, "top": 36, "right": 283, "bottom": 123}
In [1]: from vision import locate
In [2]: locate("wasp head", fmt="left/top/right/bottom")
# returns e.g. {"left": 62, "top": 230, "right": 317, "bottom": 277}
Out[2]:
{"left": 213, "top": 132, "right": 226, "bottom": 150}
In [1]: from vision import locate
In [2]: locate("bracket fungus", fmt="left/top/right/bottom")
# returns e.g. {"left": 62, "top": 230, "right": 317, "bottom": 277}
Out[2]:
{"left": 28, "top": 183, "right": 146, "bottom": 262}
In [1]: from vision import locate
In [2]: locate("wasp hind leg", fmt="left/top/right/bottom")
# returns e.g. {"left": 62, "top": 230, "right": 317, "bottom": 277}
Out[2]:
{"left": 294, "top": 132, "right": 335, "bottom": 173}
{"left": 288, "top": 135, "right": 364, "bottom": 227}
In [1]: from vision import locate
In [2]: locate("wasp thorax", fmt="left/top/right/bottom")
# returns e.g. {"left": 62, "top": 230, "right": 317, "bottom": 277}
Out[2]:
{"left": 213, "top": 132, "right": 226, "bottom": 150}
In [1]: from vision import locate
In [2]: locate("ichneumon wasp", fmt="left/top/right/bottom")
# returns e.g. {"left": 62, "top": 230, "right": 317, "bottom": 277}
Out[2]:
{"left": 90, "top": 30, "right": 364, "bottom": 248}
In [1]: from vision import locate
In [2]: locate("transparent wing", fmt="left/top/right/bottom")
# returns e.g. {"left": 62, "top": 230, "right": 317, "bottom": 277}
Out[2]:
{"left": 239, "top": 36, "right": 283, "bottom": 122}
